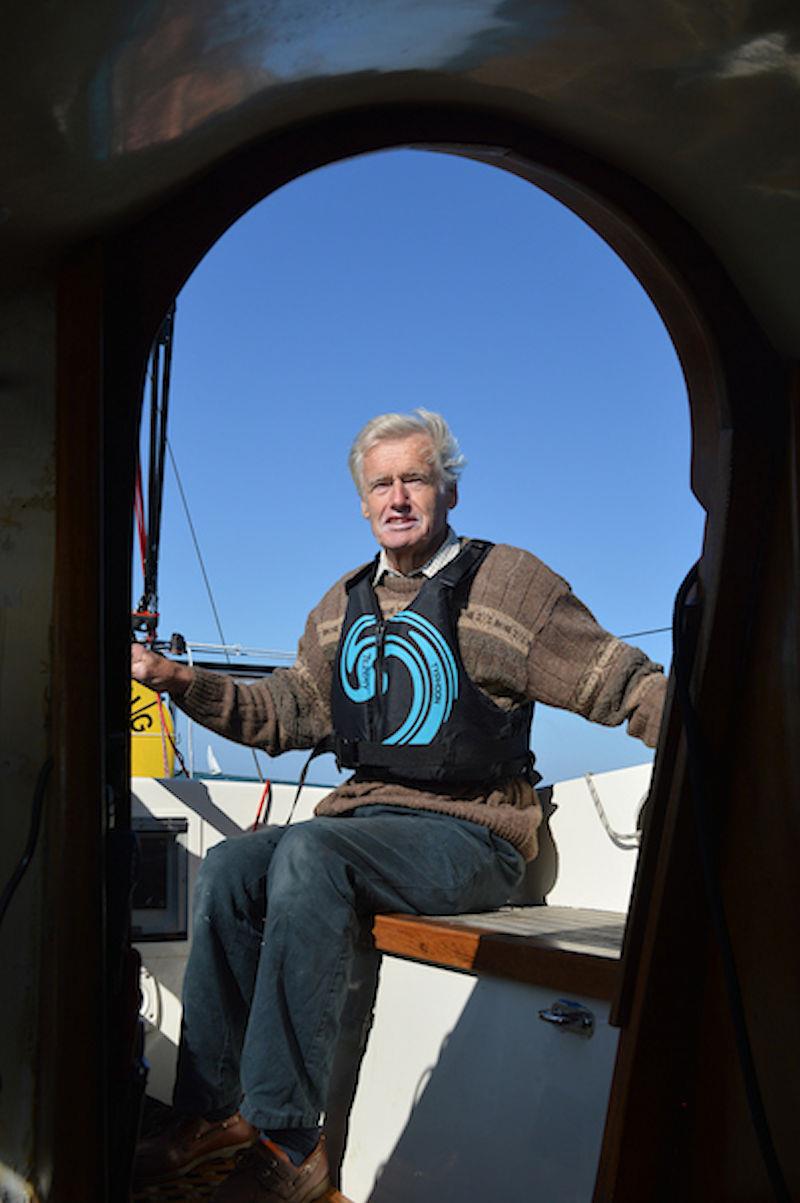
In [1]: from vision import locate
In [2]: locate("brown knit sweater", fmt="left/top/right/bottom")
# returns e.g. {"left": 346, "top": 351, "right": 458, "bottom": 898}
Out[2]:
{"left": 178, "top": 542, "right": 665, "bottom": 860}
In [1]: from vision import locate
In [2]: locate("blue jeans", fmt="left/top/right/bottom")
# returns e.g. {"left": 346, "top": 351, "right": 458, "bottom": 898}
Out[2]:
{"left": 173, "top": 805, "right": 524, "bottom": 1130}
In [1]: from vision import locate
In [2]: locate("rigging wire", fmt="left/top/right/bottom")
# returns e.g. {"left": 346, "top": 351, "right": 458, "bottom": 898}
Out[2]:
{"left": 165, "top": 440, "right": 230, "bottom": 658}
{"left": 617, "top": 625, "right": 669, "bottom": 640}
{"left": 181, "top": 641, "right": 294, "bottom": 663}
{"left": 166, "top": 438, "right": 266, "bottom": 786}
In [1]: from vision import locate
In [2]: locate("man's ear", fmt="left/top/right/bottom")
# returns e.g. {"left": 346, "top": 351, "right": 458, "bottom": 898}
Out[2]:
{"left": 361, "top": 497, "right": 370, "bottom": 519}
{"left": 447, "top": 483, "right": 459, "bottom": 511}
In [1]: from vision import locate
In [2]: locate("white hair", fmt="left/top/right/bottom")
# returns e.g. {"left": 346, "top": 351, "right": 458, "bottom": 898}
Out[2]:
{"left": 349, "top": 408, "right": 466, "bottom": 496}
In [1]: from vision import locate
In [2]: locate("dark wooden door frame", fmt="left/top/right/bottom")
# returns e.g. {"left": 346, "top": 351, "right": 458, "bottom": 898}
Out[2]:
{"left": 50, "top": 100, "right": 785, "bottom": 1199}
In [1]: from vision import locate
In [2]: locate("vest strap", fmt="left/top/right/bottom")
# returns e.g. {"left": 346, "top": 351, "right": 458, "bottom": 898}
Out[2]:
{"left": 285, "top": 734, "right": 336, "bottom": 825}
{"left": 344, "top": 558, "right": 378, "bottom": 593}
{"left": 335, "top": 734, "right": 534, "bottom": 784}
{"left": 432, "top": 539, "right": 492, "bottom": 590}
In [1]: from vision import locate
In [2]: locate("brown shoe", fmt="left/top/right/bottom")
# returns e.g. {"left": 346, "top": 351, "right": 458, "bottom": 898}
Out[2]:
{"left": 134, "top": 1111, "right": 258, "bottom": 1185}
{"left": 210, "top": 1136, "right": 330, "bottom": 1202}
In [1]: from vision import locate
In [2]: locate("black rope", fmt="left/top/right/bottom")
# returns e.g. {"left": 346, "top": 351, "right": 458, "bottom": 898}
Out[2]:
{"left": 144, "top": 334, "right": 160, "bottom": 609}
{"left": 286, "top": 736, "right": 336, "bottom": 827}
{"left": 672, "top": 564, "right": 790, "bottom": 1203}
{"left": 140, "top": 305, "right": 175, "bottom": 618}
{"left": 150, "top": 305, "right": 174, "bottom": 595}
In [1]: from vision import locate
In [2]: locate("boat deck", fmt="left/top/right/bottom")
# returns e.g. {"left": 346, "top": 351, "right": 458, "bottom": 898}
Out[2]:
{"left": 132, "top": 1161, "right": 348, "bottom": 1203}
{"left": 131, "top": 1100, "right": 350, "bottom": 1203}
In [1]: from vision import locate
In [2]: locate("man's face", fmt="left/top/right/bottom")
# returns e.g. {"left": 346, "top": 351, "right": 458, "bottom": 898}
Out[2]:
{"left": 360, "top": 433, "right": 457, "bottom": 573}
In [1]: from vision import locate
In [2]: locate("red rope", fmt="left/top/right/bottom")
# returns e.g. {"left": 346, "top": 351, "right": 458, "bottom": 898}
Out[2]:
{"left": 134, "top": 464, "right": 148, "bottom": 579}
{"left": 252, "top": 779, "right": 273, "bottom": 830}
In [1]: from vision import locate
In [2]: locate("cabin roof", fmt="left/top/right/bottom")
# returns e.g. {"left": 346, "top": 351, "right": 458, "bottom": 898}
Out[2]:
{"left": 3, "top": 2, "right": 800, "bottom": 355}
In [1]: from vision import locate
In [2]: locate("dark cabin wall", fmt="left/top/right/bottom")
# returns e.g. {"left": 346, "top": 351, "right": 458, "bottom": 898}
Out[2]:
{"left": 43, "top": 248, "right": 109, "bottom": 1202}
{"left": 1, "top": 3, "right": 798, "bottom": 1198}
{"left": 688, "top": 378, "right": 800, "bottom": 1200}
{"left": 595, "top": 361, "right": 799, "bottom": 1202}
{"left": 0, "top": 282, "right": 55, "bottom": 1176}
{"left": 0, "top": 54, "right": 793, "bottom": 1201}
{"left": 38, "top": 123, "right": 791, "bottom": 1203}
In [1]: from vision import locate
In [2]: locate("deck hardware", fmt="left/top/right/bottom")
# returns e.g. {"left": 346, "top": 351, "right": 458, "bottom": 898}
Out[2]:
{"left": 139, "top": 966, "right": 161, "bottom": 1029}
{"left": 538, "top": 999, "right": 595, "bottom": 1037}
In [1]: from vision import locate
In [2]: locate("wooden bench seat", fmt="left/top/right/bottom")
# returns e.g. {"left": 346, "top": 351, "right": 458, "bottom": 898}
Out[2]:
{"left": 373, "top": 905, "right": 626, "bottom": 1001}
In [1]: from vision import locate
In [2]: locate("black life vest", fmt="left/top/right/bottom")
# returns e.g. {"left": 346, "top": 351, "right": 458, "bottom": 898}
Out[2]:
{"left": 330, "top": 539, "right": 535, "bottom": 786}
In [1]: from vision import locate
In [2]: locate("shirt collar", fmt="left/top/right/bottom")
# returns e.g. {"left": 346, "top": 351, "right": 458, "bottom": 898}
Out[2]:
{"left": 373, "top": 527, "right": 461, "bottom": 585}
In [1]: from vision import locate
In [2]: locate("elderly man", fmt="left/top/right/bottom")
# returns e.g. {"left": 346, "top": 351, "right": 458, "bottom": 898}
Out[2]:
{"left": 132, "top": 409, "right": 665, "bottom": 1203}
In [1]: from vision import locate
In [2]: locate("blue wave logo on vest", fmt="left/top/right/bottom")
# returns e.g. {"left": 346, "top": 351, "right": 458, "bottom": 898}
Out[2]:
{"left": 339, "top": 610, "right": 458, "bottom": 745}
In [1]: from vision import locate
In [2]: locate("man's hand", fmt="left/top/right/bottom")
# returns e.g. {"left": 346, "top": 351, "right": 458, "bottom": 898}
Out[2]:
{"left": 131, "top": 642, "right": 193, "bottom": 697}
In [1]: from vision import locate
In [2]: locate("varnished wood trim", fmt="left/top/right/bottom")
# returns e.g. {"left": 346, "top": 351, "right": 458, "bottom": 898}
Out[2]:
{"left": 373, "top": 913, "right": 620, "bottom": 1001}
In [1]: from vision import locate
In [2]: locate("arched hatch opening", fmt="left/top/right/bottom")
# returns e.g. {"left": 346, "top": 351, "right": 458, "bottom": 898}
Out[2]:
{"left": 51, "top": 102, "right": 788, "bottom": 1201}
{"left": 138, "top": 146, "right": 698, "bottom": 792}
{"left": 103, "top": 103, "right": 782, "bottom": 730}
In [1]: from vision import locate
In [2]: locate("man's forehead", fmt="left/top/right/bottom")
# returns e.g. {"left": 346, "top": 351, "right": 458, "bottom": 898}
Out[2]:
{"left": 363, "top": 433, "right": 435, "bottom": 469}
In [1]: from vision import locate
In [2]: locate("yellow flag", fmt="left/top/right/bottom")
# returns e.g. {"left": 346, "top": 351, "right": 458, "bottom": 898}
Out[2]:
{"left": 131, "top": 680, "right": 175, "bottom": 777}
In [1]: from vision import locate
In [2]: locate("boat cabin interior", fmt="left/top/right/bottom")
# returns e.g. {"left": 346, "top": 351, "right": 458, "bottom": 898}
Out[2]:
{"left": 1, "top": 3, "right": 798, "bottom": 1200}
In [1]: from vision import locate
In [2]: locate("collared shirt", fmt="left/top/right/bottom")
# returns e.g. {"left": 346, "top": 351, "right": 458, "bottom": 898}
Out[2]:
{"left": 373, "top": 526, "right": 462, "bottom": 585}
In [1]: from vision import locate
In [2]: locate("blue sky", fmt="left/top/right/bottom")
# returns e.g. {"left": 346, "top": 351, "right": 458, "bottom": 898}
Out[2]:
{"left": 139, "top": 148, "right": 704, "bottom": 786}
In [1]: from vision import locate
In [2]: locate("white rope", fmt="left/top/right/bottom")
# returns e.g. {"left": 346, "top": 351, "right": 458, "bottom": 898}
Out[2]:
{"left": 583, "top": 772, "right": 641, "bottom": 850}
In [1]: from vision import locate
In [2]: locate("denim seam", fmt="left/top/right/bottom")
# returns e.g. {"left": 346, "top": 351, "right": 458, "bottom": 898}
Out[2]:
{"left": 301, "top": 922, "right": 356, "bottom": 1099}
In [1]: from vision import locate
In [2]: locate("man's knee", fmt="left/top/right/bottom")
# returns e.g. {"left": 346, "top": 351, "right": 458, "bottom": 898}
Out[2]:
{"left": 194, "top": 834, "right": 262, "bottom": 917}
{"left": 267, "top": 820, "right": 350, "bottom": 901}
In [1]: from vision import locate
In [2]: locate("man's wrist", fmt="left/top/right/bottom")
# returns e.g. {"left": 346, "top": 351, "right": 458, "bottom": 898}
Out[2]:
{"left": 166, "top": 662, "right": 194, "bottom": 697}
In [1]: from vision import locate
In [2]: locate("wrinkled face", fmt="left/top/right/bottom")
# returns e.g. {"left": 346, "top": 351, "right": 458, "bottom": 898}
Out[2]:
{"left": 360, "top": 434, "right": 457, "bottom": 572}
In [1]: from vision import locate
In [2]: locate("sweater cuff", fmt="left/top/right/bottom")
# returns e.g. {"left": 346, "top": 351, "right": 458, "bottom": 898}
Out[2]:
{"left": 627, "top": 673, "right": 667, "bottom": 747}
{"left": 176, "top": 666, "right": 228, "bottom": 722}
